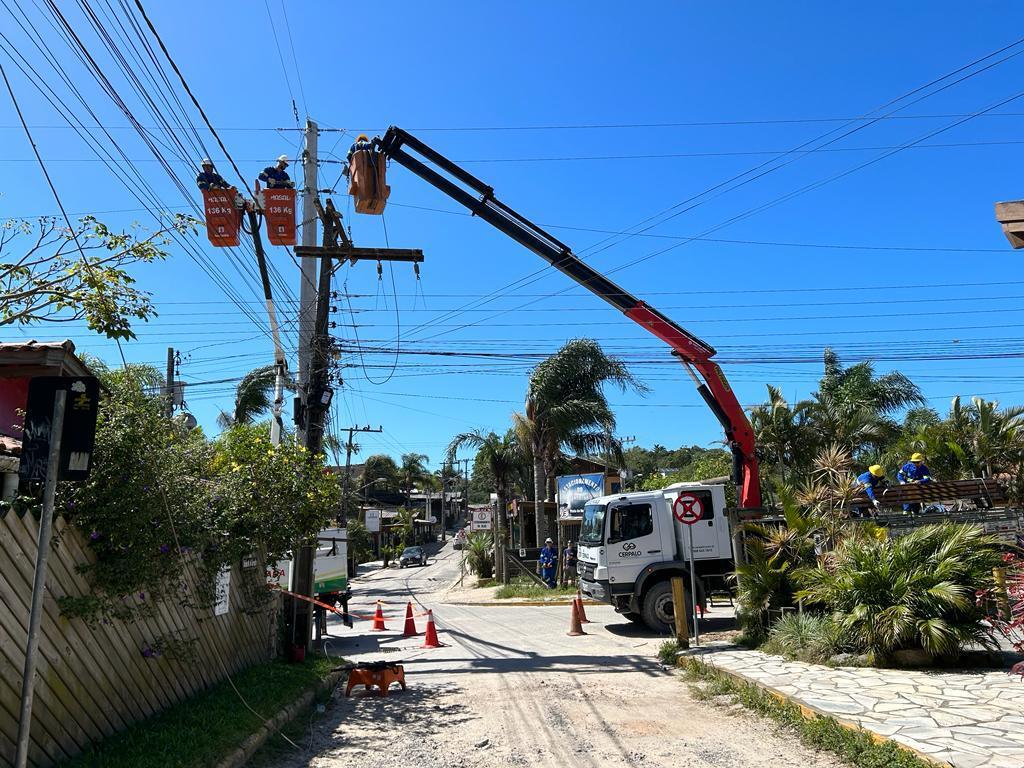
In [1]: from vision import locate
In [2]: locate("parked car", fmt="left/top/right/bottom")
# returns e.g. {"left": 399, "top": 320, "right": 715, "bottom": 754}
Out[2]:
{"left": 399, "top": 546, "right": 428, "bottom": 568}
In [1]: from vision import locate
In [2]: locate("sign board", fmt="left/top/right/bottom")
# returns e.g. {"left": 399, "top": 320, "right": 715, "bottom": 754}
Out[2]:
{"left": 365, "top": 508, "right": 382, "bottom": 533}
{"left": 19, "top": 376, "right": 99, "bottom": 483}
{"left": 471, "top": 508, "right": 492, "bottom": 531}
{"left": 213, "top": 567, "right": 230, "bottom": 616}
{"left": 672, "top": 493, "right": 703, "bottom": 525}
{"left": 557, "top": 473, "right": 604, "bottom": 519}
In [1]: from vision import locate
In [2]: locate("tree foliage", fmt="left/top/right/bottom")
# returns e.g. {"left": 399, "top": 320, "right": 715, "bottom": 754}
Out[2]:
{"left": 56, "top": 368, "right": 338, "bottom": 624}
{"left": 1, "top": 215, "right": 197, "bottom": 339}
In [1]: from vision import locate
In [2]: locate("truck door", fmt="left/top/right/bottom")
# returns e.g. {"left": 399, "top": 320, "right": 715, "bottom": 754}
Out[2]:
{"left": 606, "top": 500, "right": 663, "bottom": 590}
{"left": 665, "top": 488, "right": 728, "bottom": 561}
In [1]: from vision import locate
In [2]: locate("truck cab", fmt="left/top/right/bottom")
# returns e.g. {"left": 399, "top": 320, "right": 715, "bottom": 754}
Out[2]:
{"left": 576, "top": 483, "right": 733, "bottom": 633}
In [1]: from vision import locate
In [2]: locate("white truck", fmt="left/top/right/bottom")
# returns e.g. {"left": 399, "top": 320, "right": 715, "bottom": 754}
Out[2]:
{"left": 278, "top": 525, "right": 350, "bottom": 604}
{"left": 577, "top": 482, "right": 735, "bottom": 633}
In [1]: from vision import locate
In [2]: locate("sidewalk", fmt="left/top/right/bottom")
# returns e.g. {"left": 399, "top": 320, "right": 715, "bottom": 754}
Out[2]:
{"left": 694, "top": 646, "right": 1024, "bottom": 768}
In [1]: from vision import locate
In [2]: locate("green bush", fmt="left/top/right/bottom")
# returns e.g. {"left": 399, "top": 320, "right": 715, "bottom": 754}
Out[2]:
{"left": 761, "top": 612, "right": 845, "bottom": 663}
{"left": 797, "top": 523, "right": 1004, "bottom": 662}
{"left": 464, "top": 531, "right": 494, "bottom": 579}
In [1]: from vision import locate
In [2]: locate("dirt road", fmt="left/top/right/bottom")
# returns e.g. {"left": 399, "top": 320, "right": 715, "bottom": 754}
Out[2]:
{"left": 263, "top": 543, "right": 846, "bottom": 768}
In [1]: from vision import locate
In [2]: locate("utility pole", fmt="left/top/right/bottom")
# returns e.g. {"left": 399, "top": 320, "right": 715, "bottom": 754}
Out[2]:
{"left": 341, "top": 424, "right": 383, "bottom": 526}
{"left": 165, "top": 346, "right": 175, "bottom": 418}
{"left": 245, "top": 206, "right": 287, "bottom": 446}
{"left": 296, "top": 118, "right": 318, "bottom": 444}
{"left": 286, "top": 118, "right": 320, "bottom": 658}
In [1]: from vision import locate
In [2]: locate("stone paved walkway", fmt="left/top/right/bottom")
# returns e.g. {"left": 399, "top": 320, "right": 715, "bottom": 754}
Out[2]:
{"left": 693, "top": 646, "right": 1024, "bottom": 768}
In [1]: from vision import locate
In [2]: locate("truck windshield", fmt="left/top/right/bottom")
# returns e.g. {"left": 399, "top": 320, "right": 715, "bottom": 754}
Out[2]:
{"left": 579, "top": 502, "right": 607, "bottom": 545}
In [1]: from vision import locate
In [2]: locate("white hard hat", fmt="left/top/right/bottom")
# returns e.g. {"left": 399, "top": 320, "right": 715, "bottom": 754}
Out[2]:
{"left": 277, "top": 154, "right": 290, "bottom": 164}
{"left": 201, "top": 158, "right": 213, "bottom": 165}
{"left": 545, "top": 537, "right": 553, "bottom": 543}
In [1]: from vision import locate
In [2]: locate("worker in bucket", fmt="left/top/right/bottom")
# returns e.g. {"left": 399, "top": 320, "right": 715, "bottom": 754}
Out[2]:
{"left": 853, "top": 464, "right": 887, "bottom": 517}
{"left": 259, "top": 154, "right": 295, "bottom": 189}
{"left": 539, "top": 537, "right": 557, "bottom": 589}
{"left": 343, "top": 133, "right": 374, "bottom": 181}
{"left": 897, "top": 452, "right": 933, "bottom": 514}
{"left": 196, "top": 158, "right": 230, "bottom": 190}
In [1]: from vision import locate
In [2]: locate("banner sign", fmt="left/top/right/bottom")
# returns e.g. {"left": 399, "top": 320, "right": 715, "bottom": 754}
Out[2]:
{"left": 557, "top": 473, "right": 604, "bottom": 520}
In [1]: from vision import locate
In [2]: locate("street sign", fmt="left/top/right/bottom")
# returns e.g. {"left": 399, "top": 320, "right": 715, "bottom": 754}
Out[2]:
{"left": 19, "top": 376, "right": 99, "bottom": 483}
{"left": 672, "top": 493, "right": 703, "bottom": 525}
{"left": 471, "top": 508, "right": 492, "bottom": 531}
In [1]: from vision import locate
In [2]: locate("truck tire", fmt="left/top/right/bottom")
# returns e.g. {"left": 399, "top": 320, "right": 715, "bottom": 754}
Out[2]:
{"left": 641, "top": 580, "right": 691, "bottom": 635}
{"left": 621, "top": 611, "right": 644, "bottom": 624}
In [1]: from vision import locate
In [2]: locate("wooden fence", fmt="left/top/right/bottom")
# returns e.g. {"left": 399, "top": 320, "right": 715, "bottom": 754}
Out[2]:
{"left": 0, "top": 511, "right": 278, "bottom": 767}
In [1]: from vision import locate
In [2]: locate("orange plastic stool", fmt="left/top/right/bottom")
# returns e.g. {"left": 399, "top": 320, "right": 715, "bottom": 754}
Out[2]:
{"left": 344, "top": 663, "right": 406, "bottom": 697}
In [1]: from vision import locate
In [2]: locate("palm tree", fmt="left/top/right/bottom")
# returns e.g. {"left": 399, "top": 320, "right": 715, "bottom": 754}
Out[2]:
{"left": 363, "top": 454, "right": 400, "bottom": 493}
{"left": 398, "top": 452, "right": 430, "bottom": 506}
{"left": 818, "top": 348, "right": 925, "bottom": 415}
{"left": 515, "top": 339, "right": 646, "bottom": 544}
{"left": 447, "top": 430, "right": 523, "bottom": 579}
{"left": 217, "top": 365, "right": 293, "bottom": 429}
{"left": 749, "top": 385, "right": 816, "bottom": 482}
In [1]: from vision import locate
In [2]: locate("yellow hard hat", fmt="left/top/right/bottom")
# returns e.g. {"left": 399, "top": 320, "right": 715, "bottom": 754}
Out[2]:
{"left": 356, "top": 134, "right": 369, "bottom": 142}
{"left": 869, "top": 465, "right": 885, "bottom": 478}
{"left": 910, "top": 452, "right": 925, "bottom": 463}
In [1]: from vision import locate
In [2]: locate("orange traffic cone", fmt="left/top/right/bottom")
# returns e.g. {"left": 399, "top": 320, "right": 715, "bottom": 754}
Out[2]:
{"left": 567, "top": 599, "right": 587, "bottom": 636}
{"left": 403, "top": 601, "right": 419, "bottom": 637}
{"left": 575, "top": 590, "right": 591, "bottom": 623}
{"left": 371, "top": 601, "right": 387, "bottom": 631}
{"left": 421, "top": 609, "right": 443, "bottom": 648}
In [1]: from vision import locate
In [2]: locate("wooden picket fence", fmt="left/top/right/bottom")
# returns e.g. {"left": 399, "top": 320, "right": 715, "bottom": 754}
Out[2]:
{"left": 0, "top": 511, "right": 278, "bottom": 766}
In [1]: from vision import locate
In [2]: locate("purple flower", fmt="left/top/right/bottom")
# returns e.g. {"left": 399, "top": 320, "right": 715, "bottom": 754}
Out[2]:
{"left": 158, "top": 544, "right": 171, "bottom": 554}
{"left": 89, "top": 531, "right": 102, "bottom": 541}
{"left": 141, "top": 646, "right": 154, "bottom": 658}
{"left": 138, "top": 592, "right": 146, "bottom": 600}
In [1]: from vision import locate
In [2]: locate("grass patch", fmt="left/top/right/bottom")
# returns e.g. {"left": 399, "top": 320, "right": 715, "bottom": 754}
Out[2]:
{"left": 677, "top": 657, "right": 932, "bottom": 768}
{"left": 494, "top": 580, "right": 578, "bottom": 599}
{"left": 657, "top": 639, "right": 682, "bottom": 665}
{"left": 476, "top": 577, "right": 497, "bottom": 588}
{"left": 63, "top": 655, "right": 337, "bottom": 768}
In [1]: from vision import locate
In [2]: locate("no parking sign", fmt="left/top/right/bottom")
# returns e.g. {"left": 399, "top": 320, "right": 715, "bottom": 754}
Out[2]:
{"left": 672, "top": 493, "right": 703, "bottom": 525}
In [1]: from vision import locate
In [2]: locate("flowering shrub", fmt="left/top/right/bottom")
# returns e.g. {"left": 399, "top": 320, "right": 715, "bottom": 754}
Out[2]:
{"left": 55, "top": 367, "right": 338, "bottom": 624}
{"left": 987, "top": 553, "right": 1024, "bottom": 679}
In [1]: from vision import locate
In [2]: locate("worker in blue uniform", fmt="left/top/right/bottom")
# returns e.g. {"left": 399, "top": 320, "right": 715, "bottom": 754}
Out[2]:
{"left": 854, "top": 464, "right": 887, "bottom": 516}
{"left": 897, "top": 452, "right": 933, "bottom": 514}
{"left": 196, "top": 158, "right": 229, "bottom": 190}
{"left": 539, "top": 537, "right": 557, "bottom": 589}
{"left": 343, "top": 133, "right": 375, "bottom": 183}
{"left": 259, "top": 154, "right": 295, "bottom": 189}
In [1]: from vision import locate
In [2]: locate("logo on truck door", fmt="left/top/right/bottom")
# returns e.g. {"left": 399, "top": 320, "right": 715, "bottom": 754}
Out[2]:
{"left": 672, "top": 494, "right": 703, "bottom": 525}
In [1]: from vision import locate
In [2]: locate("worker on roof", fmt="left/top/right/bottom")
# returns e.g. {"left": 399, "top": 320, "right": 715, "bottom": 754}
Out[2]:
{"left": 853, "top": 464, "right": 887, "bottom": 516}
{"left": 196, "top": 158, "right": 229, "bottom": 190}
{"left": 343, "top": 134, "right": 374, "bottom": 181}
{"left": 259, "top": 154, "right": 295, "bottom": 189}
{"left": 897, "top": 453, "right": 933, "bottom": 514}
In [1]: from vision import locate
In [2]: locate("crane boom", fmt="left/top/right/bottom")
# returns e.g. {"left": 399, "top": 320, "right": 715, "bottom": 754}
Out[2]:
{"left": 375, "top": 126, "right": 762, "bottom": 510}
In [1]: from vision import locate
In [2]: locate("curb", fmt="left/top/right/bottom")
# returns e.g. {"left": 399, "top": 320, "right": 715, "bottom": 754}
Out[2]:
{"left": 685, "top": 652, "right": 944, "bottom": 768}
{"left": 214, "top": 669, "right": 345, "bottom": 768}
{"left": 443, "top": 598, "right": 598, "bottom": 608}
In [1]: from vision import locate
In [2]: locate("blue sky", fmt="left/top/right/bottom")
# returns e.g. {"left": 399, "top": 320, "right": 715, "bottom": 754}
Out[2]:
{"left": 4, "top": 2, "right": 1024, "bottom": 469}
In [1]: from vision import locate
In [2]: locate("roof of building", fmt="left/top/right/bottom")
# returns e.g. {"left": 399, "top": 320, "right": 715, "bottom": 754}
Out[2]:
{"left": 0, "top": 339, "right": 92, "bottom": 379}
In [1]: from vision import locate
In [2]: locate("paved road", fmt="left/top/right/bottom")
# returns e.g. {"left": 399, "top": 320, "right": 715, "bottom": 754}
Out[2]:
{"left": 269, "top": 541, "right": 847, "bottom": 768}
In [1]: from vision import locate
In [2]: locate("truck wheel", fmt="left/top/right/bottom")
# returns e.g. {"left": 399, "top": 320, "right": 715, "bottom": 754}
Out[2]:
{"left": 641, "top": 580, "right": 691, "bottom": 635}
{"left": 621, "top": 611, "right": 644, "bottom": 624}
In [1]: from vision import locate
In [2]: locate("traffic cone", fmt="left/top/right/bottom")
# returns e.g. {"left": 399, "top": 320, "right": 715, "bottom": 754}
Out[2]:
{"left": 567, "top": 599, "right": 586, "bottom": 636}
{"left": 421, "top": 609, "right": 442, "bottom": 648}
{"left": 403, "top": 601, "right": 419, "bottom": 637}
{"left": 575, "top": 590, "right": 591, "bottom": 623}
{"left": 371, "top": 601, "right": 387, "bottom": 631}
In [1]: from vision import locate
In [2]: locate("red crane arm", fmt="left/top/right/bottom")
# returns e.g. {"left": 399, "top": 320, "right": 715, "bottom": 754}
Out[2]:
{"left": 375, "top": 127, "right": 762, "bottom": 509}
